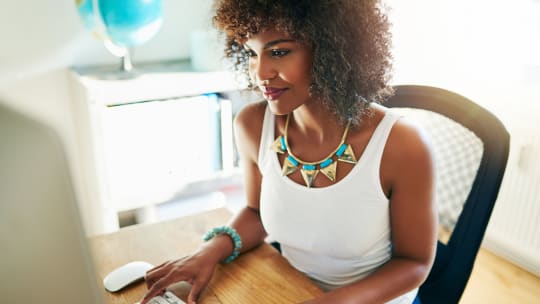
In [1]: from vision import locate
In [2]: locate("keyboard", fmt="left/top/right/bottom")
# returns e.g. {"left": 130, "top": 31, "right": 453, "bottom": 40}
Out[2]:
{"left": 144, "top": 291, "right": 186, "bottom": 304}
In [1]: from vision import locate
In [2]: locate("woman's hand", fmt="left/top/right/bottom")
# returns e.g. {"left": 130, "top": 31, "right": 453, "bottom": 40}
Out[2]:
{"left": 139, "top": 201, "right": 267, "bottom": 304}
{"left": 141, "top": 250, "right": 219, "bottom": 304}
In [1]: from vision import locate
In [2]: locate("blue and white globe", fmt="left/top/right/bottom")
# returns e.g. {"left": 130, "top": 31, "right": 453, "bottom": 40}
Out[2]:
{"left": 98, "top": 0, "right": 163, "bottom": 48}
{"left": 76, "top": 0, "right": 163, "bottom": 71}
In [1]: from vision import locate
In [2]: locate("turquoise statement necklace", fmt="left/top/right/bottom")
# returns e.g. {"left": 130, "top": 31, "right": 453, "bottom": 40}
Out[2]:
{"left": 271, "top": 114, "right": 357, "bottom": 188}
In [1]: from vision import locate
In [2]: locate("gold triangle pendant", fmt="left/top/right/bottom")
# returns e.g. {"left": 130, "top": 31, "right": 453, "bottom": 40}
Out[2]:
{"left": 337, "top": 144, "right": 357, "bottom": 164}
{"left": 275, "top": 114, "right": 355, "bottom": 187}
{"left": 300, "top": 168, "right": 319, "bottom": 188}
{"left": 282, "top": 156, "right": 299, "bottom": 176}
{"left": 320, "top": 161, "right": 337, "bottom": 182}
{"left": 270, "top": 136, "right": 286, "bottom": 154}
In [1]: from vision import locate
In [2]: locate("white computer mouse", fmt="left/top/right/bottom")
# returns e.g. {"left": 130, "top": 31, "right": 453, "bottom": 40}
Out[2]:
{"left": 103, "top": 261, "right": 154, "bottom": 292}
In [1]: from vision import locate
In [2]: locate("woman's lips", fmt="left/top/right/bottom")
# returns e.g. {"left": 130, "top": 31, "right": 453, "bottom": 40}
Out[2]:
{"left": 262, "top": 87, "right": 288, "bottom": 100}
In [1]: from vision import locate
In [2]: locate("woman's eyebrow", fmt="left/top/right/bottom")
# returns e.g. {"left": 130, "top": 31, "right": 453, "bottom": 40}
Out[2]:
{"left": 244, "top": 39, "right": 296, "bottom": 51}
{"left": 263, "top": 39, "right": 295, "bottom": 49}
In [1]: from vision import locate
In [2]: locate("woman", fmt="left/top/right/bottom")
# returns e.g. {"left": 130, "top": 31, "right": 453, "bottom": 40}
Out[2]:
{"left": 142, "top": 1, "right": 437, "bottom": 303}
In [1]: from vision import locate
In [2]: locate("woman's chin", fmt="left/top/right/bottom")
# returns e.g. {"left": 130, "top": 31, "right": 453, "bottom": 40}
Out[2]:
{"left": 264, "top": 100, "right": 286, "bottom": 114}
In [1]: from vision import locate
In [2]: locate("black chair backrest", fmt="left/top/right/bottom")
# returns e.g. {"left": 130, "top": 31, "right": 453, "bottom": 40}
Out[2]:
{"left": 385, "top": 85, "right": 510, "bottom": 304}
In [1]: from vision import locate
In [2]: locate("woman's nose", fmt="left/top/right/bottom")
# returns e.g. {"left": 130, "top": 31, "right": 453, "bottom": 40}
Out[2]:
{"left": 251, "top": 57, "right": 277, "bottom": 84}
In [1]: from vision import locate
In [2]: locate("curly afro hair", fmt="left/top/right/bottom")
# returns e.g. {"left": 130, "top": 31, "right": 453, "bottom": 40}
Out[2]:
{"left": 212, "top": 0, "right": 393, "bottom": 125}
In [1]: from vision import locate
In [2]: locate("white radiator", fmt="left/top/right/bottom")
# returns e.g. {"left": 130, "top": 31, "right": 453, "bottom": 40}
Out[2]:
{"left": 484, "top": 126, "right": 540, "bottom": 276}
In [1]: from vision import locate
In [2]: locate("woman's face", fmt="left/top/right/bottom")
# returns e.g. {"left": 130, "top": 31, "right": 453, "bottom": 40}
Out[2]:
{"left": 244, "top": 29, "right": 314, "bottom": 115}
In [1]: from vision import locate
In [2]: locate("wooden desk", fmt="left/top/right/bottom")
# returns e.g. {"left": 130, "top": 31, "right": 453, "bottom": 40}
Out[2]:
{"left": 90, "top": 208, "right": 323, "bottom": 304}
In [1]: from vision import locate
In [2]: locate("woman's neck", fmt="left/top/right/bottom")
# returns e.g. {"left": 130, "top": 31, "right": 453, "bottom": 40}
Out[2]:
{"left": 289, "top": 101, "right": 346, "bottom": 145}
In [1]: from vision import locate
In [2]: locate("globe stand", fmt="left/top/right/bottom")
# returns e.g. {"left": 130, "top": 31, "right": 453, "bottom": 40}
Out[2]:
{"left": 121, "top": 51, "right": 133, "bottom": 72}
{"left": 114, "top": 49, "right": 139, "bottom": 80}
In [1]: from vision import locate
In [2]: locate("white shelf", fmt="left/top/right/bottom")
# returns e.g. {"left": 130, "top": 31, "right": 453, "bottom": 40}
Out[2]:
{"left": 80, "top": 70, "right": 240, "bottom": 106}
{"left": 72, "top": 59, "right": 243, "bottom": 106}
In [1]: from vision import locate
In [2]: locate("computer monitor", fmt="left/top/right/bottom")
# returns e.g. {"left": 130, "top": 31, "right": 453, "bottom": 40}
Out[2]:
{"left": 0, "top": 102, "right": 105, "bottom": 304}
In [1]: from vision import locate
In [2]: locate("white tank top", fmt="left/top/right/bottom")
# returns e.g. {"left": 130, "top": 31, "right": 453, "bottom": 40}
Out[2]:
{"left": 258, "top": 104, "right": 418, "bottom": 303}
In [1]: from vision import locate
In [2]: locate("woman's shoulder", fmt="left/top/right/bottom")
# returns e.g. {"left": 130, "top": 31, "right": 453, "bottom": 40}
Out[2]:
{"left": 234, "top": 100, "right": 268, "bottom": 159}
{"left": 234, "top": 100, "right": 267, "bottom": 135}
{"left": 379, "top": 104, "right": 433, "bottom": 166}
{"left": 370, "top": 103, "right": 429, "bottom": 147}
{"left": 376, "top": 103, "right": 434, "bottom": 194}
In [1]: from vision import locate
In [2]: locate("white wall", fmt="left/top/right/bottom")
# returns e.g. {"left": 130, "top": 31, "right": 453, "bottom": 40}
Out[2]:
{"left": 388, "top": 0, "right": 540, "bottom": 121}
{"left": 0, "top": 0, "right": 214, "bottom": 87}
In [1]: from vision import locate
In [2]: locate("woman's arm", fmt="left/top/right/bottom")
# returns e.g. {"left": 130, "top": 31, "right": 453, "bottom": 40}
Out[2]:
{"left": 225, "top": 101, "right": 269, "bottom": 254}
{"left": 303, "top": 119, "right": 437, "bottom": 304}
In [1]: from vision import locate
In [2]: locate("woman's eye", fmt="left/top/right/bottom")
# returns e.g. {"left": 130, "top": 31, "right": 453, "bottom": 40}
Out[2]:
{"left": 271, "top": 49, "right": 290, "bottom": 57}
{"left": 245, "top": 49, "right": 257, "bottom": 57}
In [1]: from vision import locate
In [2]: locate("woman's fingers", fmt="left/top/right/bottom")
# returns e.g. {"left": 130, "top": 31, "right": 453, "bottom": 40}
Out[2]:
{"left": 141, "top": 256, "right": 213, "bottom": 304}
{"left": 146, "top": 259, "right": 178, "bottom": 278}
{"left": 186, "top": 267, "right": 214, "bottom": 304}
{"left": 187, "top": 278, "right": 204, "bottom": 304}
{"left": 145, "top": 262, "right": 173, "bottom": 288}
{"left": 145, "top": 257, "right": 188, "bottom": 288}
{"left": 141, "top": 272, "right": 188, "bottom": 304}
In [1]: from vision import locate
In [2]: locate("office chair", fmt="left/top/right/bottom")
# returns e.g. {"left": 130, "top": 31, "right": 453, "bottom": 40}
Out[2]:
{"left": 385, "top": 85, "right": 510, "bottom": 304}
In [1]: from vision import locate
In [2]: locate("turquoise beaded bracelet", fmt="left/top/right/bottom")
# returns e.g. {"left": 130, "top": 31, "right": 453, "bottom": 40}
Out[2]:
{"left": 203, "top": 226, "right": 242, "bottom": 264}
